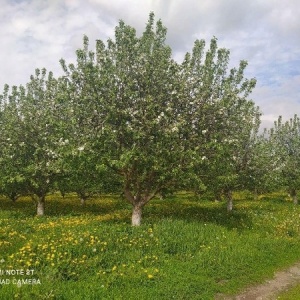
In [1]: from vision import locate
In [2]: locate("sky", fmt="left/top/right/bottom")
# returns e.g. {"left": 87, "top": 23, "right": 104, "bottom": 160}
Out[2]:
{"left": 1, "top": 0, "right": 300, "bottom": 129}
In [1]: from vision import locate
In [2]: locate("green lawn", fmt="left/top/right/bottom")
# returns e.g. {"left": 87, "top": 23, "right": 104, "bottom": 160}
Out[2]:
{"left": 1, "top": 192, "right": 300, "bottom": 299}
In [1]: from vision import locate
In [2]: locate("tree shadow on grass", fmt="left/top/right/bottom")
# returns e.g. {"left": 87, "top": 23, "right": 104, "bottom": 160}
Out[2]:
{"left": 0, "top": 193, "right": 255, "bottom": 230}
{"left": 0, "top": 193, "right": 128, "bottom": 218}
{"left": 143, "top": 200, "right": 254, "bottom": 232}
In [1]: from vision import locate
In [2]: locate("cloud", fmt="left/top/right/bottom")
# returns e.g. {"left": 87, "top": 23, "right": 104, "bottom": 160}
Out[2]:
{"left": 0, "top": 0, "right": 299, "bottom": 129}
{"left": 253, "top": 75, "right": 300, "bottom": 129}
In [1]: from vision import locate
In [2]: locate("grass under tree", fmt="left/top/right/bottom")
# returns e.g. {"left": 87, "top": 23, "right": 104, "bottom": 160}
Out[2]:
{"left": 1, "top": 191, "right": 300, "bottom": 299}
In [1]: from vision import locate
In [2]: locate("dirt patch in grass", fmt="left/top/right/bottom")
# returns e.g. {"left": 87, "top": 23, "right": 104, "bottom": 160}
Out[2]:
{"left": 216, "top": 262, "right": 300, "bottom": 300}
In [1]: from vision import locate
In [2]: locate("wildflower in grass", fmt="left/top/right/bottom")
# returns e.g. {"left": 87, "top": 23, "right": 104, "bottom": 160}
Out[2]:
{"left": 147, "top": 274, "right": 154, "bottom": 279}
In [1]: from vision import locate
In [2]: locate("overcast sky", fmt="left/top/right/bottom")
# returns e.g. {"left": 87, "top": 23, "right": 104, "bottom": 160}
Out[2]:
{"left": 1, "top": 0, "right": 300, "bottom": 129}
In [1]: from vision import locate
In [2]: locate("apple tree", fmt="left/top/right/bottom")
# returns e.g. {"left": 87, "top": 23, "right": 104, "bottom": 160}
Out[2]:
{"left": 268, "top": 115, "right": 300, "bottom": 204}
{"left": 0, "top": 84, "right": 30, "bottom": 201}
{"left": 60, "top": 13, "right": 259, "bottom": 225}
{"left": 0, "top": 69, "right": 68, "bottom": 215}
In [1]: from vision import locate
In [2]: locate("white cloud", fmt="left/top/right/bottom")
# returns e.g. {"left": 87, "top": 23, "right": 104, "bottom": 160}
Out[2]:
{"left": 0, "top": 0, "right": 299, "bottom": 128}
{"left": 253, "top": 75, "right": 300, "bottom": 129}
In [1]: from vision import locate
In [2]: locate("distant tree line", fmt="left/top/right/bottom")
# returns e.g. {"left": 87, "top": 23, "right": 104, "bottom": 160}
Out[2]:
{"left": 0, "top": 13, "right": 299, "bottom": 225}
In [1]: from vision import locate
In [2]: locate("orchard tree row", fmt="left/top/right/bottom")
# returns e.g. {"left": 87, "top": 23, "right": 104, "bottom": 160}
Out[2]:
{"left": 0, "top": 13, "right": 299, "bottom": 225}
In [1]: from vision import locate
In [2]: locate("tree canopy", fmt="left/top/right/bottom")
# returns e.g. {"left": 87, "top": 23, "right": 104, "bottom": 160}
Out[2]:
{"left": 2, "top": 13, "right": 297, "bottom": 225}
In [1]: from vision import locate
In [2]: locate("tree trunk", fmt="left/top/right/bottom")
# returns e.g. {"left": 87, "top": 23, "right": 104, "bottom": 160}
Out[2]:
{"left": 132, "top": 205, "right": 143, "bottom": 226}
{"left": 77, "top": 192, "right": 88, "bottom": 206}
{"left": 293, "top": 195, "right": 298, "bottom": 205}
{"left": 253, "top": 188, "right": 259, "bottom": 200}
{"left": 37, "top": 196, "right": 45, "bottom": 216}
{"left": 123, "top": 185, "right": 156, "bottom": 226}
{"left": 291, "top": 189, "right": 298, "bottom": 205}
{"left": 9, "top": 192, "right": 19, "bottom": 202}
{"left": 225, "top": 190, "right": 233, "bottom": 212}
{"left": 80, "top": 197, "right": 86, "bottom": 206}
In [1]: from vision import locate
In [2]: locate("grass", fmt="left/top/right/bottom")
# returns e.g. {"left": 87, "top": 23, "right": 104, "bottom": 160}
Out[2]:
{"left": 277, "top": 284, "right": 300, "bottom": 299}
{"left": 1, "top": 191, "right": 300, "bottom": 299}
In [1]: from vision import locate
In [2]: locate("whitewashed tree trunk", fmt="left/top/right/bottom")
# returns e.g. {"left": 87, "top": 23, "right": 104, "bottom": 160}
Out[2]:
{"left": 77, "top": 192, "right": 88, "bottom": 206}
{"left": 227, "top": 198, "right": 233, "bottom": 212}
{"left": 80, "top": 197, "right": 86, "bottom": 206}
{"left": 225, "top": 190, "right": 233, "bottom": 212}
{"left": 37, "top": 197, "right": 45, "bottom": 216}
{"left": 132, "top": 205, "right": 142, "bottom": 226}
{"left": 293, "top": 195, "right": 298, "bottom": 205}
{"left": 253, "top": 189, "right": 259, "bottom": 200}
{"left": 124, "top": 186, "right": 155, "bottom": 226}
{"left": 292, "top": 195, "right": 298, "bottom": 205}
{"left": 292, "top": 190, "right": 298, "bottom": 205}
